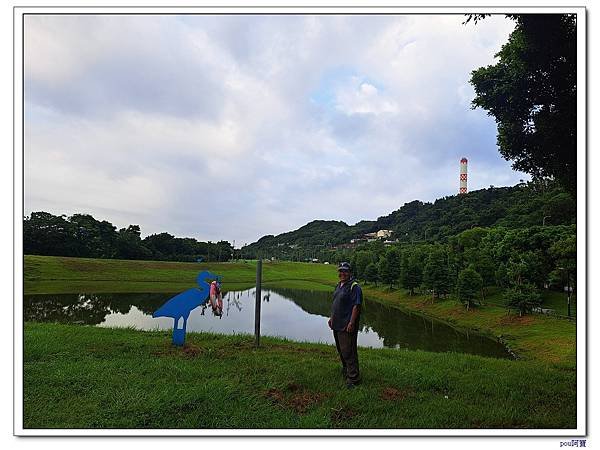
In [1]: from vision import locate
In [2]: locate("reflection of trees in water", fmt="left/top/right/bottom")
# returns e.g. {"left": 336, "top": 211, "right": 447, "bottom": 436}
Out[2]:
{"left": 24, "top": 293, "right": 173, "bottom": 325}
{"left": 271, "top": 288, "right": 332, "bottom": 317}
{"left": 25, "top": 288, "right": 510, "bottom": 359}
{"left": 269, "top": 287, "right": 510, "bottom": 358}
{"left": 223, "top": 291, "right": 242, "bottom": 317}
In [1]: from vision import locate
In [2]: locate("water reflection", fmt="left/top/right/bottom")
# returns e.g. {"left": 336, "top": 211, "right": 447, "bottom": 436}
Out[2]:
{"left": 24, "top": 288, "right": 512, "bottom": 358}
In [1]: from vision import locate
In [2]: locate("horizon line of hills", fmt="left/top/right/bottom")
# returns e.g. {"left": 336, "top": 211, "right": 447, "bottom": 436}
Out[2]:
{"left": 24, "top": 179, "right": 575, "bottom": 262}
{"left": 242, "top": 180, "right": 575, "bottom": 259}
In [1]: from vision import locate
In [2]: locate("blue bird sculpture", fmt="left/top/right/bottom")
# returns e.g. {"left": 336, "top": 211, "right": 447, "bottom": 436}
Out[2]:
{"left": 153, "top": 270, "right": 220, "bottom": 346}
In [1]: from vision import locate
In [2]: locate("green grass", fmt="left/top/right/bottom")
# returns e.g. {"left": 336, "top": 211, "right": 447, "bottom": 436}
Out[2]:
{"left": 24, "top": 255, "right": 577, "bottom": 367}
{"left": 24, "top": 255, "right": 336, "bottom": 294}
{"left": 362, "top": 286, "right": 576, "bottom": 368}
{"left": 483, "top": 286, "right": 577, "bottom": 317}
{"left": 24, "top": 323, "right": 576, "bottom": 429}
{"left": 22, "top": 256, "right": 578, "bottom": 429}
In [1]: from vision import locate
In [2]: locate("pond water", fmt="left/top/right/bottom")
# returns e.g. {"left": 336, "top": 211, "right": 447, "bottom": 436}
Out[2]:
{"left": 24, "top": 287, "right": 512, "bottom": 359}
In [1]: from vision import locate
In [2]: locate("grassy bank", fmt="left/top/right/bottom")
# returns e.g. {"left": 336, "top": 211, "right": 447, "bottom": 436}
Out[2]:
{"left": 24, "top": 255, "right": 576, "bottom": 367}
{"left": 24, "top": 255, "right": 336, "bottom": 294}
{"left": 362, "top": 286, "right": 576, "bottom": 368}
{"left": 24, "top": 322, "right": 576, "bottom": 429}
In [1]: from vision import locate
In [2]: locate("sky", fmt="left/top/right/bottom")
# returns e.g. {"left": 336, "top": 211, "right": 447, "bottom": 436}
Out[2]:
{"left": 24, "top": 14, "right": 528, "bottom": 246}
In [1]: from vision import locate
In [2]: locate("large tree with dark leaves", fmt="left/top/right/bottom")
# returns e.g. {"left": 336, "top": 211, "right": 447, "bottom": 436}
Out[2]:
{"left": 469, "top": 14, "right": 577, "bottom": 197}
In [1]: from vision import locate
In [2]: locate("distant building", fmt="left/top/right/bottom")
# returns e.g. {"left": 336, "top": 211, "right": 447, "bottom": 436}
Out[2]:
{"left": 376, "top": 229, "right": 393, "bottom": 239}
{"left": 363, "top": 230, "right": 393, "bottom": 240}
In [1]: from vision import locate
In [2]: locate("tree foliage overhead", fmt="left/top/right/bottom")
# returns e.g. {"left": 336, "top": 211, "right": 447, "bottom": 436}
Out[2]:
{"left": 469, "top": 14, "right": 577, "bottom": 197}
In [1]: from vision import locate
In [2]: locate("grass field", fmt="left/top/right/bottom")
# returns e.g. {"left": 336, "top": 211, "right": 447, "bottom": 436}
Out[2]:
{"left": 24, "top": 255, "right": 577, "bottom": 366}
{"left": 22, "top": 255, "right": 578, "bottom": 429}
{"left": 24, "top": 255, "right": 337, "bottom": 294}
{"left": 24, "top": 322, "right": 576, "bottom": 429}
{"left": 482, "top": 286, "right": 577, "bottom": 317}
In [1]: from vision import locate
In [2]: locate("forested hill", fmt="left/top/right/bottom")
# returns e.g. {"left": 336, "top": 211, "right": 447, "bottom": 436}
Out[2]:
{"left": 242, "top": 181, "right": 575, "bottom": 259}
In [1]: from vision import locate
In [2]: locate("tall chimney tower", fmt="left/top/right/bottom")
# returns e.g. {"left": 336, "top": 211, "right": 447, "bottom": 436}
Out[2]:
{"left": 459, "top": 157, "right": 468, "bottom": 194}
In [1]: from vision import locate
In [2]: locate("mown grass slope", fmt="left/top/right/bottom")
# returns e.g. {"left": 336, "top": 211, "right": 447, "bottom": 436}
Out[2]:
{"left": 24, "top": 323, "right": 576, "bottom": 430}
{"left": 24, "top": 255, "right": 336, "bottom": 294}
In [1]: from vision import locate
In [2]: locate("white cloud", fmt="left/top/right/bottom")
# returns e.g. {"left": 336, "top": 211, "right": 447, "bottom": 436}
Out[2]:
{"left": 24, "top": 14, "right": 527, "bottom": 244}
{"left": 335, "top": 79, "right": 399, "bottom": 115}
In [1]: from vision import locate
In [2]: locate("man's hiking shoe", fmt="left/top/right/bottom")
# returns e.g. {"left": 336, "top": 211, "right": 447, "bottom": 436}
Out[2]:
{"left": 346, "top": 379, "right": 361, "bottom": 389}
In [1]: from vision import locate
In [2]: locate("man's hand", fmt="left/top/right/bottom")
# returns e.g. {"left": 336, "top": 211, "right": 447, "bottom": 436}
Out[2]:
{"left": 328, "top": 318, "right": 333, "bottom": 329}
{"left": 345, "top": 321, "right": 355, "bottom": 333}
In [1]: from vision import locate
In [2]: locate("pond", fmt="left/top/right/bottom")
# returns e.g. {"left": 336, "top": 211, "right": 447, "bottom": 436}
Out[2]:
{"left": 24, "top": 287, "right": 512, "bottom": 359}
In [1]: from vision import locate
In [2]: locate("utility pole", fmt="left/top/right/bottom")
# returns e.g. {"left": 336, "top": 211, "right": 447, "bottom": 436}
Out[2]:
{"left": 254, "top": 259, "right": 262, "bottom": 347}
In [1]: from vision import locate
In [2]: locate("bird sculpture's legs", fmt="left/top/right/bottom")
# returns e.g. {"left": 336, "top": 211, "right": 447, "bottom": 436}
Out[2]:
{"left": 172, "top": 315, "right": 187, "bottom": 346}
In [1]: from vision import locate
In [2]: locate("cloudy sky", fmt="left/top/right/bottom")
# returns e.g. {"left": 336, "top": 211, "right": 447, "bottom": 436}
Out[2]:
{"left": 24, "top": 14, "right": 528, "bottom": 246}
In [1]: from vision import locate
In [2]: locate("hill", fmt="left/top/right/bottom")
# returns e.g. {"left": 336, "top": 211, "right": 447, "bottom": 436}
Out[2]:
{"left": 242, "top": 180, "right": 575, "bottom": 261}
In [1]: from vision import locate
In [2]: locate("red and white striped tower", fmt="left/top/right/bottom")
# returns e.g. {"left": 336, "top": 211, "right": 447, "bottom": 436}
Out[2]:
{"left": 459, "top": 157, "right": 468, "bottom": 194}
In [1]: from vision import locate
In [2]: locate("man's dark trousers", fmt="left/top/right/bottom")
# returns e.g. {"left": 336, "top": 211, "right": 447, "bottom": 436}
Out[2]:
{"left": 333, "top": 327, "right": 360, "bottom": 384}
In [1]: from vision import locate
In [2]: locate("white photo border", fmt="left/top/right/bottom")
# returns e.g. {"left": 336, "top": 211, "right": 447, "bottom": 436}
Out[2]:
{"left": 13, "top": 4, "right": 587, "bottom": 437}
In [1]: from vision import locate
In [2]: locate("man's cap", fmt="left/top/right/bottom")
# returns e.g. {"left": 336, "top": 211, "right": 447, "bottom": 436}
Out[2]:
{"left": 337, "top": 262, "right": 351, "bottom": 272}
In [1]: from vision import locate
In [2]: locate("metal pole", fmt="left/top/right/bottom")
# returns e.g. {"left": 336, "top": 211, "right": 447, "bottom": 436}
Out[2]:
{"left": 567, "top": 269, "right": 571, "bottom": 317}
{"left": 255, "top": 259, "right": 262, "bottom": 347}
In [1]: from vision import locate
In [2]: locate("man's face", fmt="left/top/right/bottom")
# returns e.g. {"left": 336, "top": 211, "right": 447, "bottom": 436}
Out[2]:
{"left": 338, "top": 270, "right": 350, "bottom": 282}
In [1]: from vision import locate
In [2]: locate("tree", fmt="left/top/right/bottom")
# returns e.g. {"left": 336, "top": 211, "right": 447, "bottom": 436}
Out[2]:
{"left": 504, "top": 283, "right": 541, "bottom": 317}
{"left": 364, "top": 262, "right": 379, "bottom": 286}
{"left": 69, "top": 213, "right": 117, "bottom": 258}
{"left": 423, "top": 248, "right": 451, "bottom": 300}
{"left": 116, "top": 225, "right": 152, "bottom": 260}
{"left": 549, "top": 235, "right": 576, "bottom": 316}
{"left": 467, "top": 250, "right": 496, "bottom": 303}
{"left": 23, "top": 212, "right": 78, "bottom": 256}
{"left": 377, "top": 248, "right": 401, "bottom": 289}
{"left": 382, "top": 247, "right": 402, "bottom": 288}
{"left": 401, "top": 253, "right": 423, "bottom": 296}
{"left": 457, "top": 267, "right": 483, "bottom": 310}
{"left": 354, "top": 250, "right": 376, "bottom": 281}
{"left": 470, "top": 14, "right": 577, "bottom": 197}
{"left": 495, "top": 263, "right": 509, "bottom": 288}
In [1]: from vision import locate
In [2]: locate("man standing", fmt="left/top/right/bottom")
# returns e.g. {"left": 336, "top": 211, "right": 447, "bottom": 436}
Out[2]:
{"left": 328, "top": 261, "right": 362, "bottom": 388}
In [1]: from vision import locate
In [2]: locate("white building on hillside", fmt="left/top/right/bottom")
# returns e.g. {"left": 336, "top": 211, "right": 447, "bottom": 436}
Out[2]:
{"left": 376, "top": 229, "right": 393, "bottom": 239}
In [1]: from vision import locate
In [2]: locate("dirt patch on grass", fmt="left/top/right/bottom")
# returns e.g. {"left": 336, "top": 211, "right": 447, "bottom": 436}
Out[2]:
{"left": 265, "top": 388, "right": 285, "bottom": 403}
{"left": 330, "top": 407, "right": 356, "bottom": 424}
{"left": 289, "top": 391, "right": 328, "bottom": 413}
{"left": 380, "top": 387, "right": 414, "bottom": 401}
{"left": 498, "top": 315, "right": 537, "bottom": 326}
{"left": 151, "top": 343, "right": 204, "bottom": 358}
{"left": 263, "top": 384, "right": 329, "bottom": 414}
{"left": 182, "top": 344, "right": 204, "bottom": 357}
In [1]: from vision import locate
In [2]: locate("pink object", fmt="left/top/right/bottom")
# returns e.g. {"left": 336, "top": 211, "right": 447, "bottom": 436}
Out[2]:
{"left": 210, "top": 281, "right": 219, "bottom": 297}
